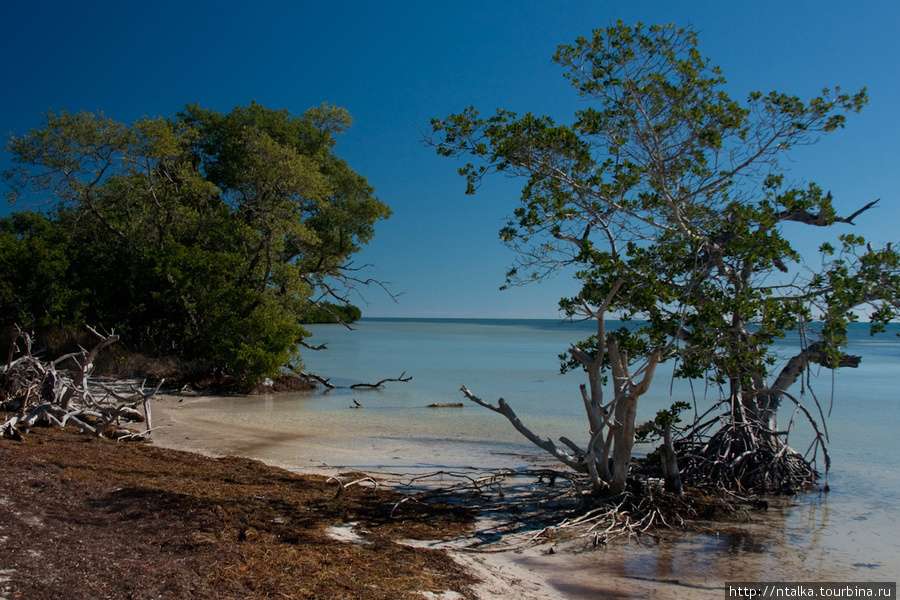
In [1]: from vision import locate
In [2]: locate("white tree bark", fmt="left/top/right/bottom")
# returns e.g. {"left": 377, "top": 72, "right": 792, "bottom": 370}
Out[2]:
{"left": 2, "top": 326, "right": 158, "bottom": 441}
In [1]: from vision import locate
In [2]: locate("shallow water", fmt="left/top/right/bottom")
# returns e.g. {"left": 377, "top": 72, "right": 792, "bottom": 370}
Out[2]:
{"left": 156, "top": 318, "right": 900, "bottom": 585}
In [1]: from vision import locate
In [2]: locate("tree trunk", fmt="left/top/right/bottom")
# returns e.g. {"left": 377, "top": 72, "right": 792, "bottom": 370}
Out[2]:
{"left": 609, "top": 392, "right": 637, "bottom": 496}
{"left": 660, "top": 422, "right": 683, "bottom": 495}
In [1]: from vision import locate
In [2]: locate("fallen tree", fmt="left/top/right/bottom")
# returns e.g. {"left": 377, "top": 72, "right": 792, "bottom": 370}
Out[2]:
{"left": 1, "top": 326, "right": 159, "bottom": 440}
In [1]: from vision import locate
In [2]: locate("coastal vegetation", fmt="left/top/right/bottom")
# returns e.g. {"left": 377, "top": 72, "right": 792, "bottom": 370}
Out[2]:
{"left": 301, "top": 301, "right": 363, "bottom": 324}
{"left": 431, "top": 22, "right": 900, "bottom": 496}
{"left": 1, "top": 16, "right": 896, "bottom": 561}
{"left": 1, "top": 103, "right": 389, "bottom": 385}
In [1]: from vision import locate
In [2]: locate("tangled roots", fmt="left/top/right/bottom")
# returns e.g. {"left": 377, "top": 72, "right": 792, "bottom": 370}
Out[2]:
{"left": 676, "top": 421, "right": 819, "bottom": 495}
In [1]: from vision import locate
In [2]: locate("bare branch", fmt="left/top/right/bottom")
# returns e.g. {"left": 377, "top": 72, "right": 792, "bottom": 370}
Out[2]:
{"left": 350, "top": 372, "right": 412, "bottom": 389}
{"left": 296, "top": 370, "right": 335, "bottom": 389}
{"left": 2, "top": 327, "right": 159, "bottom": 441}
{"left": 299, "top": 340, "right": 328, "bottom": 351}
{"left": 460, "top": 385, "right": 585, "bottom": 472}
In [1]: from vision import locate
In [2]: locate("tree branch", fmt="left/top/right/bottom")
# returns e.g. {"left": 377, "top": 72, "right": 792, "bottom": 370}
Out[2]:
{"left": 460, "top": 385, "right": 586, "bottom": 472}
{"left": 349, "top": 372, "right": 412, "bottom": 389}
{"left": 772, "top": 340, "right": 860, "bottom": 395}
{"left": 775, "top": 196, "right": 878, "bottom": 226}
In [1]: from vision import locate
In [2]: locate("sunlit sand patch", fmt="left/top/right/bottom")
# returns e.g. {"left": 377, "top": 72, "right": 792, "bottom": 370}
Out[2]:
{"left": 326, "top": 522, "right": 372, "bottom": 545}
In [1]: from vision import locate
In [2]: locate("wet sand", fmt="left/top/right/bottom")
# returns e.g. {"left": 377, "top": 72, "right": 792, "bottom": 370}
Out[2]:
{"left": 149, "top": 392, "right": 554, "bottom": 475}
{"left": 149, "top": 393, "right": 894, "bottom": 600}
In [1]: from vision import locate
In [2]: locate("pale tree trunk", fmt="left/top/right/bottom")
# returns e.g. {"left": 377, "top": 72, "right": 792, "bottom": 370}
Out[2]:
{"left": 607, "top": 340, "right": 661, "bottom": 496}
{"left": 459, "top": 281, "right": 664, "bottom": 497}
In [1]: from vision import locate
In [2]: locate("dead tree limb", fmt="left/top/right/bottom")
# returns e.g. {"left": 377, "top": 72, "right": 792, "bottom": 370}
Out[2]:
{"left": 1, "top": 326, "right": 159, "bottom": 441}
{"left": 59, "top": 326, "right": 120, "bottom": 411}
{"left": 327, "top": 475, "right": 378, "bottom": 499}
{"left": 460, "top": 385, "right": 585, "bottom": 472}
{"left": 96, "top": 379, "right": 164, "bottom": 435}
{"left": 350, "top": 372, "right": 413, "bottom": 389}
{"left": 299, "top": 341, "right": 328, "bottom": 351}
{"left": 297, "top": 370, "right": 336, "bottom": 389}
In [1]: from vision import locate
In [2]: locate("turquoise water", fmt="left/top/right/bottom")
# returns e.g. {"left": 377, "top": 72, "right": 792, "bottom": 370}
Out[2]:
{"left": 300, "top": 318, "right": 900, "bottom": 468}
{"left": 178, "top": 318, "right": 900, "bottom": 581}
{"left": 300, "top": 318, "right": 900, "bottom": 579}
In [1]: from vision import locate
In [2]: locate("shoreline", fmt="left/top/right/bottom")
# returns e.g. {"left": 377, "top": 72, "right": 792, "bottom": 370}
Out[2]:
{"left": 148, "top": 391, "right": 881, "bottom": 600}
{"left": 148, "top": 391, "right": 557, "bottom": 477}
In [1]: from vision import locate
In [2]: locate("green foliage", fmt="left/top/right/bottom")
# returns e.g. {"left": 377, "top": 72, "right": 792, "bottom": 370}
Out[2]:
{"left": 636, "top": 401, "right": 692, "bottom": 443}
{"left": 0, "top": 212, "right": 78, "bottom": 329}
{"left": 431, "top": 22, "right": 897, "bottom": 423}
{"left": 301, "top": 302, "right": 363, "bottom": 324}
{"left": 3, "top": 103, "right": 390, "bottom": 383}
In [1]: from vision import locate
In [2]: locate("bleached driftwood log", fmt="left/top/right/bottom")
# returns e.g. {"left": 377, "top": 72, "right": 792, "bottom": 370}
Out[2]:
{"left": 1, "top": 326, "right": 160, "bottom": 441}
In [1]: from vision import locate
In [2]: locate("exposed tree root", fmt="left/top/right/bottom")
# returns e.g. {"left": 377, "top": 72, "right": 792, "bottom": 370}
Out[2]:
{"left": 388, "top": 467, "right": 765, "bottom": 553}
{"left": 676, "top": 420, "right": 820, "bottom": 495}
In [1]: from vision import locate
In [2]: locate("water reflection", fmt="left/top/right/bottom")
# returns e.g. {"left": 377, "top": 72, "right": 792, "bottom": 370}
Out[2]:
{"left": 562, "top": 493, "right": 894, "bottom": 590}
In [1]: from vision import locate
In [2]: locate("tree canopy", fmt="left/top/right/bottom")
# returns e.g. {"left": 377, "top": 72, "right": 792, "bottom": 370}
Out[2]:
{"left": 432, "top": 22, "right": 899, "bottom": 494}
{"left": 3, "top": 102, "right": 390, "bottom": 383}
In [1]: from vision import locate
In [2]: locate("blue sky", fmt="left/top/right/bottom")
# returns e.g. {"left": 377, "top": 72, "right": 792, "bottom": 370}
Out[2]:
{"left": 2, "top": 1, "right": 898, "bottom": 319}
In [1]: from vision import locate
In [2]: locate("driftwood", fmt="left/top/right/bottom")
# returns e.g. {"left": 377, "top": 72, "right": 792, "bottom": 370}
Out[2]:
{"left": 327, "top": 475, "right": 378, "bottom": 499}
{"left": 349, "top": 372, "right": 412, "bottom": 389}
{"left": 1, "top": 326, "right": 159, "bottom": 441}
{"left": 292, "top": 366, "right": 412, "bottom": 391}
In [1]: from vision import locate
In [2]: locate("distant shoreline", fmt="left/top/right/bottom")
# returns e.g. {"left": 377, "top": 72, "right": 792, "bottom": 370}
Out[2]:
{"left": 352, "top": 316, "right": 896, "bottom": 328}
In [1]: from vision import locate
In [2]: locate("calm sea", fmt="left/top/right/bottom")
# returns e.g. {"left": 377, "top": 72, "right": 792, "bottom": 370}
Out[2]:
{"left": 183, "top": 318, "right": 900, "bottom": 581}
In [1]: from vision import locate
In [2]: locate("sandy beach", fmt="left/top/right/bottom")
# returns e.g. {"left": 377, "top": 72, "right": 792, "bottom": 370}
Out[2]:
{"left": 148, "top": 392, "right": 870, "bottom": 600}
